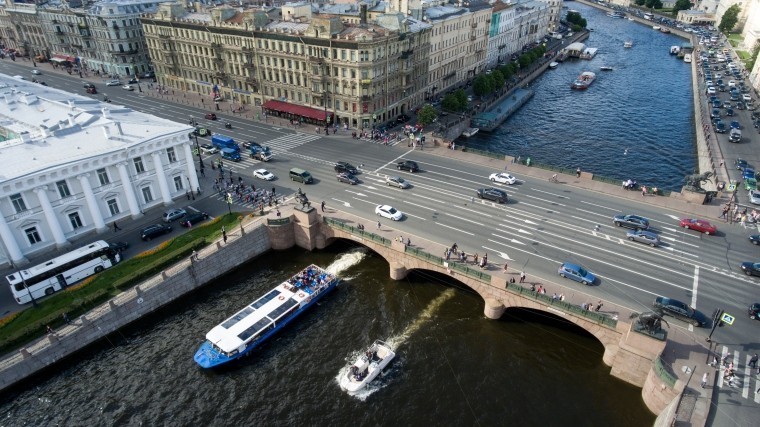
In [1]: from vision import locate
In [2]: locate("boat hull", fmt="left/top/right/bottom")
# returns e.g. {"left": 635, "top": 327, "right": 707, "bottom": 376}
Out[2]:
{"left": 339, "top": 341, "right": 396, "bottom": 393}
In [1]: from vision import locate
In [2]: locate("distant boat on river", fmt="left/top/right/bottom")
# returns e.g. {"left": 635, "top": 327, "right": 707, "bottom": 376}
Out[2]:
{"left": 600, "top": 66, "right": 614, "bottom": 71}
{"left": 571, "top": 71, "right": 596, "bottom": 90}
{"left": 624, "top": 40, "right": 633, "bottom": 48}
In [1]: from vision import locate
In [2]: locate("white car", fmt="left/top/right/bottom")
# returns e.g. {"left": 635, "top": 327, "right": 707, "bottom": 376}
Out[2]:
{"left": 106, "top": 80, "right": 121, "bottom": 86}
{"left": 743, "top": 94, "right": 752, "bottom": 102}
{"left": 728, "top": 80, "right": 736, "bottom": 88}
{"left": 199, "top": 144, "right": 218, "bottom": 155}
{"left": 489, "top": 172, "right": 517, "bottom": 185}
{"left": 375, "top": 204, "right": 403, "bottom": 221}
{"left": 706, "top": 86, "right": 716, "bottom": 95}
{"left": 749, "top": 190, "right": 760, "bottom": 205}
{"left": 253, "top": 169, "right": 275, "bottom": 181}
{"left": 122, "top": 85, "right": 134, "bottom": 91}
{"left": 31, "top": 69, "right": 41, "bottom": 75}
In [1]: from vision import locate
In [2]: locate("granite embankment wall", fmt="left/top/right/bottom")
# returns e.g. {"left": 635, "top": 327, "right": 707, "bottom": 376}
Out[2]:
{"left": 0, "top": 218, "right": 276, "bottom": 393}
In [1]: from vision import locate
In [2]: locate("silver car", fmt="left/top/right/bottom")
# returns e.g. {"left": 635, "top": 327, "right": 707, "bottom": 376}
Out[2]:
{"left": 626, "top": 230, "right": 660, "bottom": 247}
{"left": 386, "top": 176, "right": 410, "bottom": 189}
{"left": 749, "top": 190, "right": 760, "bottom": 205}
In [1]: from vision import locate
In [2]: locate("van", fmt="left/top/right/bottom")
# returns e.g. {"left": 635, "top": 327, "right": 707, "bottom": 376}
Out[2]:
{"left": 221, "top": 147, "right": 241, "bottom": 162}
{"left": 289, "top": 168, "right": 313, "bottom": 184}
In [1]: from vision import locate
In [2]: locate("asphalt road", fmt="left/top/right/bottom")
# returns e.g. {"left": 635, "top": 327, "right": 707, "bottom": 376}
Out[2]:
{"left": 1, "top": 60, "right": 758, "bottom": 359}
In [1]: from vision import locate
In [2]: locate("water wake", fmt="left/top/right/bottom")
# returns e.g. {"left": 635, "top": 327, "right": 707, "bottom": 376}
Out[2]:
{"left": 325, "top": 249, "right": 367, "bottom": 277}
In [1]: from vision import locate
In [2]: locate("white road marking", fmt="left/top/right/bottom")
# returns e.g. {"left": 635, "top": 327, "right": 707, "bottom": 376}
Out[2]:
{"left": 436, "top": 222, "right": 474, "bottom": 235}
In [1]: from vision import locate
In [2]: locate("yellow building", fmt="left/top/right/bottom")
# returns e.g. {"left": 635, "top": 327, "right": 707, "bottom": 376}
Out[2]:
{"left": 141, "top": 3, "right": 431, "bottom": 130}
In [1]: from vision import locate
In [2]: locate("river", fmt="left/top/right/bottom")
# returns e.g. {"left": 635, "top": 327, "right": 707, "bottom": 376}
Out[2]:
{"left": 466, "top": 2, "right": 696, "bottom": 191}
{"left": 0, "top": 242, "right": 654, "bottom": 426}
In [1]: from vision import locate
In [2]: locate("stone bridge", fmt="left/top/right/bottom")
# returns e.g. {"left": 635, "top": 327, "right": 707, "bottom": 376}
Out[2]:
{"left": 270, "top": 208, "right": 683, "bottom": 414}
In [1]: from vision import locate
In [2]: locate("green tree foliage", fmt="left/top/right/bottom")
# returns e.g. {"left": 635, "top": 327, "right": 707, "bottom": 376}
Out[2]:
{"left": 672, "top": 0, "right": 691, "bottom": 16}
{"left": 566, "top": 11, "right": 587, "bottom": 29}
{"left": 518, "top": 54, "right": 532, "bottom": 68}
{"left": 441, "top": 92, "right": 467, "bottom": 112}
{"left": 719, "top": 4, "right": 740, "bottom": 33}
{"left": 472, "top": 75, "right": 491, "bottom": 97}
{"left": 491, "top": 70, "right": 505, "bottom": 89}
{"left": 454, "top": 89, "right": 467, "bottom": 108}
{"left": 747, "top": 41, "right": 760, "bottom": 72}
{"left": 416, "top": 104, "right": 438, "bottom": 126}
{"left": 645, "top": 0, "right": 663, "bottom": 9}
{"left": 635, "top": 0, "right": 645, "bottom": 5}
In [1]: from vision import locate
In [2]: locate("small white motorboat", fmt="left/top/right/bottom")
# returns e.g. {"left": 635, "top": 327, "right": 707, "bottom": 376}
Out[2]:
{"left": 600, "top": 66, "right": 613, "bottom": 71}
{"left": 462, "top": 127, "right": 480, "bottom": 138}
{"left": 624, "top": 40, "right": 633, "bottom": 48}
{"left": 340, "top": 340, "right": 396, "bottom": 393}
{"left": 549, "top": 61, "right": 559, "bottom": 69}
{"left": 652, "top": 26, "right": 661, "bottom": 30}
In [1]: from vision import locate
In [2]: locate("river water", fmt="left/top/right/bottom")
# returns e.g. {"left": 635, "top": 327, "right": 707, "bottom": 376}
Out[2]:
{"left": 0, "top": 242, "right": 654, "bottom": 426}
{"left": 466, "top": 2, "right": 696, "bottom": 191}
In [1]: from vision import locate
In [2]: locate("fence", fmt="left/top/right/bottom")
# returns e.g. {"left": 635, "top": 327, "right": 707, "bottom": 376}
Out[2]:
{"left": 323, "top": 218, "right": 392, "bottom": 246}
{"left": 504, "top": 283, "right": 619, "bottom": 328}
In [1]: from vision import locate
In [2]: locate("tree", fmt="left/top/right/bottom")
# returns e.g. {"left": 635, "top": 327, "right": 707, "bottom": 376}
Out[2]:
{"left": 719, "top": 4, "right": 740, "bottom": 33}
{"left": 454, "top": 89, "right": 468, "bottom": 109}
{"left": 672, "top": 0, "right": 691, "bottom": 17}
{"left": 416, "top": 104, "right": 437, "bottom": 126}
{"left": 491, "top": 70, "right": 505, "bottom": 90}
{"left": 634, "top": 0, "right": 645, "bottom": 5}
{"left": 645, "top": 0, "right": 662, "bottom": 9}
{"left": 441, "top": 92, "right": 466, "bottom": 112}
{"left": 472, "top": 75, "right": 491, "bottom": 97}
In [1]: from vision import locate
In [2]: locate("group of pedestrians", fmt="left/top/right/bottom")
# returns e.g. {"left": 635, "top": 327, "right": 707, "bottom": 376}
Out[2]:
{"left": 442, "top": 243, "right": 489, "bottom": 269}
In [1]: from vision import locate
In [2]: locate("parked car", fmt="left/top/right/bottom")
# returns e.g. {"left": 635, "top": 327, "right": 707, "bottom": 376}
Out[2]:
{"left": 626, "top": 229, "right": 661, "bottom": 247}
{"left": 253, "top": 169, "right": 275, "bottom": 181}
{"left": 736, "top": 159, "right": 748, "bottom": 170}
{"left": 109, "top": 241, "right": 129, "bottom": 253}
{"left": 557, "top": 262, "right": 596, "bottom": 285}
{"left": 375, "top": 204, "right": 403, "bottom": 221}
{"left": 744, "top": 178, "right": 757, "bottom": 191}
{"left": 653, "top": 297, "right": 706, "bottom": 327}
{"left": 200, "top": 144, "right": 218, "bottom": 154}
{"left": 336, "top": 173, "right": 359, "bottom": 185}
{"left": 397, "top": 160, "right": 419, "bottom": 172}
{"left": 181, "top": 211, "right": 209, "bottom": 227}
{"left": 205, "top": 113, "right": 217, "bottom": 120}
{"left": 476, "top": 187, "right": 508, "bottom": 203}
{"left": 489, "top": 172, "right": 517, "bottom": 185}
{"left": 162, "top": 208, "right": 187, "bottom": 223}
{"left": 679, "top": 218, "right": 717, "bottom": 235}
{"left": 140, "top": 223, "right": 172, "bottom": 241}
{"left": 386, "top": 176, "right": 410, "bottom": 189}
{"left": 334, "top": 161, "right": 358, "bottom": 174}
{"left": 128, "top": 78, "right": 139, "bottom": 84}
{"left": 106, "top": 80, "right": 121, "bottom": 86}
{"left": 613, "top": 214, "right": 650, "bottom": 230}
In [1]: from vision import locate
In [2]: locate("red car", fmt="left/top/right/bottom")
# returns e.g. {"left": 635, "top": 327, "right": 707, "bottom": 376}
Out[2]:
{"left": 679, "top": 218, "right": 717, "bottom": 235}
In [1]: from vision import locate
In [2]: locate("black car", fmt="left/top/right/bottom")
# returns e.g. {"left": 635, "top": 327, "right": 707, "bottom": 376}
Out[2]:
{"left": 109, "top": 241, "right": 129, "bottom": 253}
{"left": 715, "top": 121, "right": 727, "bottom": 133}
{"left": 740, "top": 261, "right": 760, "bottom": 276}
{"left": 653, "top": 297, "right": 706, "bottom": 327}
{"left": 83, "top": 82, "right": 95, "bottom": 89}
{"left": 334, "top": 161, "right": 358, "bottom": 174}
{"left": 736, "top": 159, "right": 748, "bottom": 170}
{"left": 336, "top": 173, "right": 359, "bottom": 185}
{"left": 749, "top": 303, "right": 760, "bottom": 320}
{"left": 181, "top": 212, "right": 209, "bottom": 227}
{"left": 397, "top": 160, "right": 419, "bottom": 172}
{"left": 128, "top": 78, "right": 139, "bottom": 84}
{"left": 397, "top": 114, "right": 410, "bottom": 123}
{"left": 476, "top": 187, "right": 508, "bottom": 203}
{"left": 140, "top": 223, "right": 172, "bottom": 241}
{"left": 243, "top": 140, "right": 261, "bottom": 150}
{"left": 750, "top": 235, "right": 760, "bottom": 245}
{"left": 613, "top": 214, "right": 650, "bottom": 230}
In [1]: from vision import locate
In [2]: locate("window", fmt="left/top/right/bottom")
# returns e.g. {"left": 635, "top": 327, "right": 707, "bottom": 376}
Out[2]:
{"left": 173, "top": 176, "right": 183, "bottom": 191}
{"left": 107, "top": 198, "right": 120, "bottom": 216}
{"left": 68, "top": 212, "right": 83, "bottom": 230}
{"left": 141, "top": 187, "right": 153, "bottom": 203}
{"left": 166, "top": 147, "right": 177, "bottom": 163}
{"left": 25, "top": 227, "right": 41, "bottom": 245}
{"left": 56, "top": 180, "right": 71, "bottom": 198}
{"left": 97, "top": 168, "right": 110, "bottom": 185}
{"left": 134, "top": 157, "right": 145, "bottom": 173}
{"left": 11, "top": 194, "right": 27, "bottom": 213}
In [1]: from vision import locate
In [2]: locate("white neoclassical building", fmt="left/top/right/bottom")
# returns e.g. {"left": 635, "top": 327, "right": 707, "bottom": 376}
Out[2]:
{"left": 0, "top": 74, "right": 196, "bottom": 266}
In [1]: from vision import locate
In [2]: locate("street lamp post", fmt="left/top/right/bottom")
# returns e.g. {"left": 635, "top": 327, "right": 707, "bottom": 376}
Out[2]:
{"left": 194, "top": 134, "right": 204, "bottom": 173}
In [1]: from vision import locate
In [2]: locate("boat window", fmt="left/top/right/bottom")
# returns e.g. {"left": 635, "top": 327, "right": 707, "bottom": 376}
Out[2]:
{"left": 267, "top": 299, "right": 299, "bottom": 321}
{"left": 252, "top": 289, "right": 281, "bottom": 309}
{"left": 222, "top": 306, "right": 255, "bottom": 329}
{"left": 238, "top": 318, "right": 273, "bottom": 341}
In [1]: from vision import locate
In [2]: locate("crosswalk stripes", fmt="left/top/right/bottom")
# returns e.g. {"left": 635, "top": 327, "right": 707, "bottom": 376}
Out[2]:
{"left": 215, "top": 132, "right": 323, "bottom": 170}
{"left": 715, "top": 346, "right": 760, "bottom": 403}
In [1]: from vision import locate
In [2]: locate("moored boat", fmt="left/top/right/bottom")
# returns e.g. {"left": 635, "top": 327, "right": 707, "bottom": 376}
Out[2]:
{"left": 660, "top": 27, "right": 671, "bottom": 34}
{"left": 462, "top": 127, "right": 479, "bottom": 138}
{"left": 571, "top": 71, "right": 596, "bottom": 90}
{"left": 340, "top": 340, "right": 396, "bottom": 393}
{"left": 683, "top": 53, "right": 692, "bottom": 63}
{"left": 600, "top": 66, "right": 613, "bottom": 71}
{"left": 549, "top": 61, "right": 559, "bottom": 69}
{"left": 193, "top": 264, "right": 340, "bottom": 368}
{"left": 670, "top": 46, "right": 681, "bottom": 55}
{"left": 652, "top": 26, "right": 661, "bottom": 30}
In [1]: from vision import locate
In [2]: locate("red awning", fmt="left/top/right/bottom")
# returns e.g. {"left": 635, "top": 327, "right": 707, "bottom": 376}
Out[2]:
{"left": 50, "top": 54, "right": 75, "bottom": 63}
{"left": 262, "top": 100, "right": 327, "bottom": 121}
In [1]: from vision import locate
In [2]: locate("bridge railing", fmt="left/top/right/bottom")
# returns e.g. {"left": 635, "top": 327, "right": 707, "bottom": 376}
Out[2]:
{"left": 505, "top": 283, "right": 618, "bottom": 328}
{"left": 405, "top": 246, "right": 492, "bottom": 282}
{"left": 654, "top": 356, "right": 677, "bottom": 388}
{"left": 323, "top": 218, "right": 392, "bottom": 246}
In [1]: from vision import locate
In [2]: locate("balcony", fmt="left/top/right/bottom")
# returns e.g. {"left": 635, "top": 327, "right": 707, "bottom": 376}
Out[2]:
{"left": 470, "top": 35, "right": 476, "bottom": 41}
{"left": 213, "top": 72, "right": 227, "bottom": 80}
{"left": 309, "top": 56, "right": 323, "bottom": 63}
{"left": 159, "top": 33, "right": 172, "bottom": 39}
{"left": 241, "top": 46, "right": 252, "bottom": 53}
{"left": 471, "top": 22, "right": 477, "bottom": 28}
{"left": 400, "top": 50, "right": 413, "bottom": 59}
{"left": 310, "top": 74, "right": 324, "bottom": 82}
{"left": 211, "top": 42, "right": 222, "bottom": 49}
{"left": 112, "top": 23, "right": 119, "bottom": 30}
{"left": 214, "top": 57, "right": 224, "bottom": 65}
{"left": 245, "top": 76, "right": 257, "bottom": 85}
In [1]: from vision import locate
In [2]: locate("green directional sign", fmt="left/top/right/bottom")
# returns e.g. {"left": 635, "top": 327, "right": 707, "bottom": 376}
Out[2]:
{"left": 721, "top": 312, "right": 735, "bottom": 325}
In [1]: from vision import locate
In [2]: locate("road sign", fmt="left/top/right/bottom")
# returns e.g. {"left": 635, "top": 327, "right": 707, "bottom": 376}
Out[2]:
{"left": 720, "top": 312, "right": 735, "bottom": 325}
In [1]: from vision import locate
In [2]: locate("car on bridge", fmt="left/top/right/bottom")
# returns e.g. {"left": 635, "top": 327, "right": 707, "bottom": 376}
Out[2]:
{"left": 626, "top": 230, "right": 660, "bottom": 247}
{"left": 653, "top": 297, "right": 706, "bottom": 327}
{"left": 375, "top": 204, "right": 403, "bottom": 221}
{"left": 397, "top": 160, "right": 419, "bottom": 172}
{"left": 679, "top": 218, "right": 716, "bottom": 235}
{"left": 476, "top": 188, "right": 508, "bottom": 203}
{"left": 613, "top": 214, "right": 650, "bottom": 230}
{"left": 489, "top": 172, "right": 517, "bottom": 185}
{"left": 557, "top": 262, "right": 596, "bottom": 285}
{"left": 336, "top": 173, "right": 359, "bottom": 185}
{"left": 386, "top": 176, "right": 410, "bottom": 189}
{"left": 714, "top": 121, "right": 727, "bottom": 133}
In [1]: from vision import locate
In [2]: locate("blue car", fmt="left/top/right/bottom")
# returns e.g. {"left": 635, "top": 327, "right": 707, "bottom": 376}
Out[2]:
{"left": 558, "top": 262, "right": 596, "bottom": 285}
{"left": 715, "top": 121, "right": 727, "bottom": 133}
{"left": 712, "top": 100, "right": 722, "bottom": 109}
{"left": 743, "top": 168, "right": 755, "bottom": 180}
{"left": 730, "top": 120, "right": 741, "bottom": 129}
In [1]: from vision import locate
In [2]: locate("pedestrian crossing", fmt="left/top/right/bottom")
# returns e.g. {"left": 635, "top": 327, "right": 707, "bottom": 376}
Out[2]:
{"left": 714, "top": 346, "right": 760, "bottom": 403}
{"left": 207, "top": 132, "right": 322, "bottom": 170}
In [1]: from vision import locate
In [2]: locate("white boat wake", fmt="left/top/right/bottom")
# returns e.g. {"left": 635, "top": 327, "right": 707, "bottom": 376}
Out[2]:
{"left": 325, "top": 249, "right": 367, "bottom": 278}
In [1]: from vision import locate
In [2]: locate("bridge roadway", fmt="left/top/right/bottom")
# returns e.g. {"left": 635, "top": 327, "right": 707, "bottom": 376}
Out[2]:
{"left": 2, "top": 58, "right": 758, "bottom": 424}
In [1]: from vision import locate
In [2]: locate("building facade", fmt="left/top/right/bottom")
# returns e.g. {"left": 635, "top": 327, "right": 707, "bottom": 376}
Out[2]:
{"left": 486, "top": 0, "right": 550, "bottom": 69}
{"left": 0, "top": 74, "right": 196, "bottom": 265}
{"left": 142, "top": 2, "right": 432, "bottom": 129}
{"left": 3, "top": 0, "right": 47, "bottom": 59}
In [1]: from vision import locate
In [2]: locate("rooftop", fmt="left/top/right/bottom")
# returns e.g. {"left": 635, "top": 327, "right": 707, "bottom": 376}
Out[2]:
{"left": 0, "top": 74, "right": 192, "bottom": 183}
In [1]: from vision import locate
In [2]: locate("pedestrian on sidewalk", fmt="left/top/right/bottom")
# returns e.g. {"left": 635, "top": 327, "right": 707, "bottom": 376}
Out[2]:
{"left": 701, "top": 372, "right": 709, "bottom": 388}
{"left": 222, "top": 229, "right": 227, "bottom": 244}
{"left": 519, "top": 271, "right": 526, "bottom": 283}
{"left": 321, "top": 201, "right": 326, "bottom": 212}
{"left": 113, "top": 221, "right": 121, "bottom": 232}
{"left": 750, "top": 354, "right": 758, "bottom": 368}
{"left": 62, "top": 312, "right": 70, "bottom": 324}
{"left": 503, "top": 262, "right": 508, "bottom": 273}
{"left": 595, "top": 302, "right": 603, "bottom": 312}
{"left": 576, "top": 167, "right": 581, "bottom": 178}
{"left": 377, "top": 221, "right": 381, "bottom": 230}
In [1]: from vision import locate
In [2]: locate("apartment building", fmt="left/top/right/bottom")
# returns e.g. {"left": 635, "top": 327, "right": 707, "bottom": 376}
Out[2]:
{"left": 485, "top": 0, "right": 550, "bottom": 70}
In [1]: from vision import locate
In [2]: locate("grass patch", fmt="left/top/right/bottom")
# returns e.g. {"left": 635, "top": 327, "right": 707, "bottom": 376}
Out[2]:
{"left": 728, "top": 33, "right": 743, "bottom": 42}
{"left": 737, "top": 50, "right": 751, "bottom": 60}
{"left": 729, "top": 39, "right": 739, "bottom": 48}
{"left": 0, "top": 213, "right": 242, "bottom": 355}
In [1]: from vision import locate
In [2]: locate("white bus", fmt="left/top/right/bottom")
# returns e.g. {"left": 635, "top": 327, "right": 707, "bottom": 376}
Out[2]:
{"left": 6, "top": 240, "right": 121, "bottom": 304}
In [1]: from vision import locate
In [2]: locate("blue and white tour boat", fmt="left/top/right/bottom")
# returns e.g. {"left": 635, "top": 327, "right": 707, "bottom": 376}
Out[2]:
{"left": 194, "top": 264, "right": 340, "bottom": 368}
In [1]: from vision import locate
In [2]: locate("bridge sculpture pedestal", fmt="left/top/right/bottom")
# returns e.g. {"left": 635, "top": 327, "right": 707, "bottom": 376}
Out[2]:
{"left": 292, "top": 208, "right": 319, "bottom": 250}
